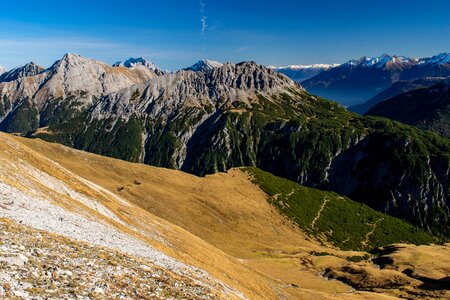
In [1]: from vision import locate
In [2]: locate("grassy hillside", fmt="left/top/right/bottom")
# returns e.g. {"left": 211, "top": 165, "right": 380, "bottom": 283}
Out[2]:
{"left": 246, "top": 168, "right": 435, "bottom": 251}
{"left": 5, "top": 132, "right": 449, "bottom": 299}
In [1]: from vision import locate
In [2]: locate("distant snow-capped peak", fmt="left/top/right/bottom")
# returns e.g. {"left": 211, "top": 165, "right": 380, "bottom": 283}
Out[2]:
{"left": 343, "top": 54, "right": 416, "bottom": 68}
{"left": 269, "top": 64, "right": 339, "bottom": 70}
{"left": 185, "top": 59, "right": 223, "bottom": 72}
{"left": 420, "top": 53, "right": 450, "bottom": 65}
{"left": 0, "top": 65, "right": 6, "bottom": 74}
{"left": 113, "top": 57, "right": 159, "bottom": 70}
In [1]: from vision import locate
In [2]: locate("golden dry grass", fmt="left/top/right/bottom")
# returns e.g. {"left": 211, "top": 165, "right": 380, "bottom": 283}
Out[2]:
{"left": 3, "top": 133, "right": 449, "bottom": 299}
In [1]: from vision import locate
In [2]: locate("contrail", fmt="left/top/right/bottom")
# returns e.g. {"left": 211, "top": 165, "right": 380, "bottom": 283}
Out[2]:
{"left": 200, "top": 0, "right": 205, "bottom": 14}
{"left": 199, "top": 0, "right": 207, "bottom": 51}
{"left": 201, "top": 16, "right": 207, "bottom": 37}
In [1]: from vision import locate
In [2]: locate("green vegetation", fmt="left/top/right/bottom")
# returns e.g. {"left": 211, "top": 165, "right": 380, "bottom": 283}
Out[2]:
{"left": 246, "top": 167, "right": 435, "bottom": 251}
{"left": 0, "top": 100, "right": 39, "bottom": 133}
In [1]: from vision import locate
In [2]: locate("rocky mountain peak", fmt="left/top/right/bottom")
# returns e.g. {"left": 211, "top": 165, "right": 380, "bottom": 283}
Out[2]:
{"left": 421, "top": 53, "right": 450, "bottom": 65}
{"left": 113, "top": 57, "right": 164, "bottom": 75}
{"left": 0, "top": 65, "right": 6, "bottom": 75}
{"left": 342, "top": 54, "right": 415, "bottom": 69}
{"left": 51, "top": 53, "right": 92, "bottom": 70}
{"left": 205, "top": 61, "right": 298, "bottom": 93}
{"left": 0, "top": 61, "right": 45, "bottom": 82}
{"left": 185, "top": 59, "right": 223, "bottom": 72}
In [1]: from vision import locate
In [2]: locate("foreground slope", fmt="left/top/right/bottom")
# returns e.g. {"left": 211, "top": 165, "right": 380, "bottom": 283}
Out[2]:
{"left": 3, "top": 131, "right": 423, "bottom": 299}
{"left": 0, "top": 218, "right": 221, "bottom": 299}
{"left": 7, "top": 133, "right": 450, "bottom": 299}
{"left": 0, "top": 132, "right": 270, "bottom": 299}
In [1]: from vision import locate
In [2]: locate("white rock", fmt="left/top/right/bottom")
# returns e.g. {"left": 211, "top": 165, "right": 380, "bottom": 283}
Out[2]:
{"left": 139, "top": 264, "right": 152, "bottom": 272}
{"left": 0, "top": 254, "right": 28, "bottom": 266}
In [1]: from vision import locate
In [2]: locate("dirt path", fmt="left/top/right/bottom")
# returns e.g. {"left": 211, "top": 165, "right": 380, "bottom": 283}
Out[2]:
{"left": 310, "top": 197, "right": 330, "bottom": 229}
{"left": 361, "top": 217, "right": 385, "bottom": 247}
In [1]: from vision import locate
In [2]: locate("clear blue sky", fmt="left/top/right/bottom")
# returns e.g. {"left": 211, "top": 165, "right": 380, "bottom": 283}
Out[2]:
{"left": 0, "top": 0, "right": 449, "bottom": 70}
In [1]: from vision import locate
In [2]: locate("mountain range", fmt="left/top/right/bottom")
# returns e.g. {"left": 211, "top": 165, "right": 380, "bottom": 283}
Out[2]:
{"left": 0, "top": 53, "right": 448, "bottom": 239}
{"left": 269, "top": 64, "right": 339, "bottom": 82}
{"left": 298, "top": 53, "right": 450, "bottom": 107}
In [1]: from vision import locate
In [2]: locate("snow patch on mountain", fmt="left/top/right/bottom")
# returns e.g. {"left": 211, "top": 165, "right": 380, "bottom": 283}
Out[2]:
{"left": 0, "top": 66, "right": 6, "bottom": 75}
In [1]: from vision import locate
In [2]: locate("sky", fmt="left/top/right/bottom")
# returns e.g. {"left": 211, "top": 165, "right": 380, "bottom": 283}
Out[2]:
{"left": 0, "top": 0, "right": 449, "bottom": 70}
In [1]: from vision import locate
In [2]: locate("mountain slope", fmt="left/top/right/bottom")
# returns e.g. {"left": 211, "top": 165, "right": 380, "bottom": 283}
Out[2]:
{"left": 350, "top": 77, "right": 446, "bottom": 114}
{"left": 301, "top": 53, "right": 450, "bottom": 106}
{"left": 7, "top": 132, "right": 450, "bottom": 299}
{"left": 0, "top": 132, "right": 277, "bottom": 299}
{"left": 0, "top": 218, "right": 225, "bottom": 299}
{"left": 0, "top": 56, "right": 449, "bottom": 238}
{"left": 366, "top": 79, "right": 450, "bottom": 137}
{"left": 246, "top": 168, "right": 434, "bottom": 251}
{"left": 4, "top": 131, "right": 437, "bottom": 299}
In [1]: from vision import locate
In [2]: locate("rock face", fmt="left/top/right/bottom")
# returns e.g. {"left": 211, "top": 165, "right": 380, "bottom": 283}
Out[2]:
{"left": 301, "top": 53, "right": 450, "bottom": 107}
{"left": 0, "top": 54, "right": 449, "bottom": 238}
{"left": 366, "top": 78, "right": 450, "bottom": 137}
{"left": 0, "top": 62, "right": 45, "bottom": 83}
{"left": 350, "top": 77, "right": 446, "bottom": 114}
